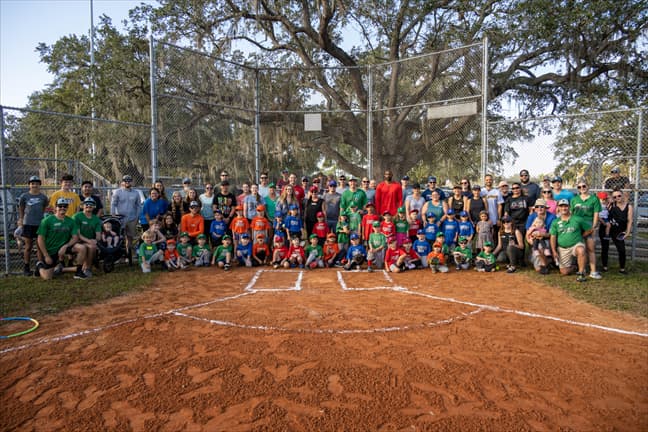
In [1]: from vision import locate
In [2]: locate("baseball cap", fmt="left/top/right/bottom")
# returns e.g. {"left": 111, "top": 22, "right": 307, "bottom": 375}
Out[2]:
{"left": 558, "top": 199, "right": 570, "bottom": 206}
{"left": 611, "top": 166, "right": 620, "bottom": 173}
{"left": 350, "top": 233, "right": 360, "bottom": 240}
{"left": 55, "top": 198, "right": 69, "bottom": 207}
{"left": 274, "top": 235, "right": 284, "bottom": 243}
{"left": 365, "top": 202, "right": 375, "bottom": 208}
{"left": 543, "top": 176, "right": 551, "bottom": 182}
{"left": 410, "top": 208, "right": 419, "bottom": 213}
{"left": 309, "top": 233, "right": 318, "bottom": 239}
{"left": 302, "top": 176, "right": 309, "bottom": 182}
{"left": 552, "top": 176, "right": 563, "bottom": 183}
{"left": 403, "top": 238, "right": 412, "bottom": 244}
{"left": 417, "top": 229, "right": 425, "bottom": 235}
{"left": 316, "top": 211, "right": 324, "bottom": 217}
{"left": 436, "top": 232, "right": 444, "bottom": 237}
{"left": 372, "top": 221, "right": 380, "bottom": 227}
{"left": 241, "top": 233, "right": 250, "bottom": 239}
{"left": 256, "top": 204, "right": 266, "bottom": 211}
{"left": 309, "top": 185, "right": 318, "bottom": 192}
{"left": 446, "top": 209, "right": 455, "bottom": 215}
{"left": 426, "top": 211, "right": 435, "bottom": 218}
{"left": 498, "top": 181, "right": 509, "bottom": 188}
{"left": 459, "top": 211, "right": 468, "bottom": 217}
{"left": 388, "top": 236, "right": 397, "bottom": 243}
{"left": 349, "top": 177, "right": 358, "bottom": 182}
{"left": 397, "top": 207, "right": 405, "bottom": 213}
{"left": 122, "top": 174, "right": 133, "bottom": 182}
{"left": 472, "top": 184, "right": 481, "bottom": 190}
{"left": 459, "top": 236, "right": 467, "bottom": 243}
{"left": 328, "top": 180, "right": 337, "bottom": 187}
{"left": 256, "top": 233, "right": 265, "bottom": 239}
{"left": 596, "top": 191, "right": 608, "bottom": 199}
{"left": 281, "top": 168, "right": 289, "bottom": 173}
{"left": 222, "top": 234, "right": 231, "bottom": 241}
{"left": 180, "top": 231, "right": 189, "bottom": 237}
{"left": 382, "top": 210, "right": 392, "bottom": 216}
{"left": 268, "top": 182, "right": 276, "bottom": 188}
{"left": 189, "top": 201, "right": 200, "bottom": 208}
{"left": 433, "top": 242, "right": 443, "bottom": 249}
{"left": 197, "top": 233, "right": 206, "bottom": 239}
{"left": 327, "top": 232, "right": 337, "bottom": 239}
{"left": 83, "top": 197, "right": 96, "bottom": 206}
{"left": 166, "top": 239, "right": 176, "bottom": 245}
{"left": 214, "top": 208, "right": 222, "bottom": 214}
{"left": 28, "top": 175, "right": 41, "bottom": 183}
{"left": 534, "top": 198, "right": 547, "bottom": 207}
{"left": 484, "top": 241, "right": 493, "bottom": 247}
{"left": 235, "top": 205, "right": 244, "bottom": 210}
{"left": 182, "top": 177, "right": 192, "bottom": 184}
{"left": 401, "top": 175, "right": 410, "bottom": 180}
{"left": 428, "top": 176, "right": 437, "bottom": 182}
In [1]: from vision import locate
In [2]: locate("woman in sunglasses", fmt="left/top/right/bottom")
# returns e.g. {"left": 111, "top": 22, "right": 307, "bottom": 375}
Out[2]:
{"left": 541, "top": 188, "right": 557, "bottom": 214}
{"left": 569, "top": 180, "right": 602, "bottom": 279}
{"left": 601, "top": 188, "right": 633, "bottom": 274}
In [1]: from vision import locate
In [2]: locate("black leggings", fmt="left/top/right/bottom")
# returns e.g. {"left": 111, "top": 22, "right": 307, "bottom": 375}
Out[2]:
{"left": 599, "top": 225, "right": 626, "bottom": 269}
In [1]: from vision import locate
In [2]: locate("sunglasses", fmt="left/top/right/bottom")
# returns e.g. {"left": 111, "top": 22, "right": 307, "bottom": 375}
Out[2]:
{"left": 260, "top": 176, "right": 268, "bottom": 179}
{"left": 461, "top": 182, "right": 468, "bottom": 184}
{"left": 535, "top": 205, "right": 546, "bottom": 209}
{"left": 362, "top": 181, "right": 369, "bottom": 183}
{"left": 205, "top": 186, "right": 213, "bottom": 189}
{"left": 613, "top": 195, "right": 622, "bottom": 198}
{"left": 542, "top": 190, "right": 552, "bottom": 193}
{"left": 511, "top": 187, "right": 520, "bottom": 190}
{"left": 57, "top": 205, "right": 68, "bottom": 209}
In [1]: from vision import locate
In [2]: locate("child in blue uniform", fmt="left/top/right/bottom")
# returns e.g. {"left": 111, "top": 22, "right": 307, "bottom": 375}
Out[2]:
{"left": 236, "top": 233, "right": 253, "bottom": 267}
{"left": 441, "top": 209, "right": 460, "bottom": 250}
{"left": 344, "top": 233, "right": 367, "bottom": 271}
{"left": 412, "top": 229, "right": 432, "bottom": 268}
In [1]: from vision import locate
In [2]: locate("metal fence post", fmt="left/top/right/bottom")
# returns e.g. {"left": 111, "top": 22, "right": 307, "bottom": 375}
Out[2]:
{"left": 255, "top": 69, "right": 261, "bottom": 183}
{"left": 631, "top": 109, "right": 643, "bottom": 261}
{"left": 367, "top": 65, "right": 373, "bottom": 179}
{"left": 481, "top": 36, "right": 489, "bottom": 180}
{"left": 0, "top": 106, "right": 10, "bottom": 275}
{"left": 149, "top": 34, "right": 159, "bottom": 183}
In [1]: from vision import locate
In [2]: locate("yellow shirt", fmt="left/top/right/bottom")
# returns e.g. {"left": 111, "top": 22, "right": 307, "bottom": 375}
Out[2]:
{"left": 49, "top": 190, "right": 81, "bottom": 217}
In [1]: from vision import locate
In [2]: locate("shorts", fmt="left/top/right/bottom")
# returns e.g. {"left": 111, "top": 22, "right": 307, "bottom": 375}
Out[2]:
{"left": 21, "top": 224, "right": 39, "bottom": 239}
{"left": 557, "top": 243, "right": 585, "bottom": 269}
{"left": 389, "top": 263, "right": 404, "bottom": 272}
{"left": 124, "top": 219, "right": 138, "bottom": 238}
{"left": 41, "top": 254, "right": 61, "bottom": 269}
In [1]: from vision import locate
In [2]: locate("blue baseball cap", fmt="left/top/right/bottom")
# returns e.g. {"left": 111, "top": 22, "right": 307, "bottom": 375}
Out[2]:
{"left": 459, "top": 211, "right": 468, "bottom": 217}
{"left": 446, "top": 209, "right": 455, "bottom": 215}
{"left": 417, "top": 229, "right": 425, "bottom": 235}
{"left": 350, "top": 233, "right": 360, "bottom": 240}
{"left": 428, "top": 176, "right": 437, "bottom": 182}
{"left": 289, "top": 204, "right": 298, "bottom": 210}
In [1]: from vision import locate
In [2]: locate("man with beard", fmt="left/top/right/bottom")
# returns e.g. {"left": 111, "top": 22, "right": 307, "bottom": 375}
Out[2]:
{"left": 375, "top": 170, "right": 402, "bottom": 217}
{"left": 215, "top": 180, "right": 237, "bottom": 232}
{"left": 519, "top": 169, "right": 540, "bottom": 203}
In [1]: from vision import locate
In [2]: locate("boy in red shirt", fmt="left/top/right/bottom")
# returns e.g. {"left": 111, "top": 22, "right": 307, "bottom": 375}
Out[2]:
{"left": 252, "top": 233, "right": 270, "bottom": 266}
{"left": 385, "top": 236, "right": 406, "bottom": 273}
{"left": 361, "top": 203, "right": 380, "bottom": 245}
{"left": 271, "top": 236, "right": 289, "bottom": 269}
{"left": 323, "top": 232, "right": 341, "bottom": 268}
{"left": 311, "top": 211, "right": 329, "bottom": 246}
{"left": 286, "top": 236, "right": 306, "bottom": 268}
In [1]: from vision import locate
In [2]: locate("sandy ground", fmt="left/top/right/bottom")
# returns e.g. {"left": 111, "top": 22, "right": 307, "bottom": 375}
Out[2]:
{"left": 1, "top": 268, "right": 647, "bottom": 431}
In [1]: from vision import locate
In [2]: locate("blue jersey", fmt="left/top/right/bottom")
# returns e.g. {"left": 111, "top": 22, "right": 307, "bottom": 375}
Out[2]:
{"left": 210, "top": 219, "right": 227, "bottom": 238}
{"left": 284, "top": 215, "right": 302, "bottom": 234}
{"left": 458, "top": 220, "right": 474, "bottom": 238}
{"left": 442, "top": 219, "right": 460, "bottom": 246}
{"left": 413, "top": 239, "right": 431, "bottom": 257}
{"left": 423, "top": 222, "right": 438, "bottom": 242}
{"left": 236, "top": 242, "right": 253, "bottom": 258}
{"left": 346, "top": 243, "right": 367, "bottom": 261}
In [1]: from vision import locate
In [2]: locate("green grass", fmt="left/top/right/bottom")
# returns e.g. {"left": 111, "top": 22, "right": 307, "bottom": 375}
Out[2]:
{"left": 525, "top": 261, "right": 648, "bottom": 318}
{"left": 0, "top": 266, "right": 158, "bottom": 318}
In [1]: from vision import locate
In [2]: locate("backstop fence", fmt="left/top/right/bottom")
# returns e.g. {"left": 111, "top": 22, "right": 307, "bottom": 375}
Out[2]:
{"left": 1, "top": 36, "right": 646, "bottom": 274}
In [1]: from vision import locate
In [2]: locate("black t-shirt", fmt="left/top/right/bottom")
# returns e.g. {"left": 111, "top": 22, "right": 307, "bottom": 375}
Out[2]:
{"left": 504, "top": 195, "right": 533, "bottom": 227}
{"left": 215, "top": 192, "right": 236, "bottom": 220}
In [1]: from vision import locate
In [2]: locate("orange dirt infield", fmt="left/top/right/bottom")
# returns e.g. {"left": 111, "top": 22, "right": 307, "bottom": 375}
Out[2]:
{"left": 1, "top": 268, "right": 647, "bottom": 431}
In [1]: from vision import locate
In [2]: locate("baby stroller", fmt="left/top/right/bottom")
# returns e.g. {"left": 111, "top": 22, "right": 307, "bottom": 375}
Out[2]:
{"left": 97, "top": 215, "right": 129, "bottom": 272}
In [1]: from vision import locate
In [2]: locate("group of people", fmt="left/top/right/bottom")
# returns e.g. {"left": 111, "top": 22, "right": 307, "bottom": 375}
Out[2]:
{"left": 18, "top": 166, "right": 634, "bottom": 280}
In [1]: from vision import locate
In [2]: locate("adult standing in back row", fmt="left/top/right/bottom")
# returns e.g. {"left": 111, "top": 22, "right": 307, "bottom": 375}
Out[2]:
{"left": 18, "top": 175, "right": 48, "bottom": 276}
{"left": 374, "top": 170, "right": 402, "bottom": 217}
{"left": 111, "top": 174, "right": 142, "bottom": 254}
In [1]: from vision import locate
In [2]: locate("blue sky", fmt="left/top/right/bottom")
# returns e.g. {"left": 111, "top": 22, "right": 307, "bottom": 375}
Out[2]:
{"left": 1, "top": 0, "right": 156, "bottom": 107}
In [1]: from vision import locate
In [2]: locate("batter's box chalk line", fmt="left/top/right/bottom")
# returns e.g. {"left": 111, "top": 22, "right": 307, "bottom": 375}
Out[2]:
{"left": 337, "top": 270, "right": 406, "bottom": 292}
{"left": 244, "top": 269, "right": 304, "bottom": 292}
{"left": 4, "top": 274, "right": 648, "bottom": 355}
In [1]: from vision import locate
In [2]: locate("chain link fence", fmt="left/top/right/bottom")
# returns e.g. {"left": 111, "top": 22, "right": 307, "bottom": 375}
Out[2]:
{"left": 488, "top": 108, "right": 647, "bottom": 260}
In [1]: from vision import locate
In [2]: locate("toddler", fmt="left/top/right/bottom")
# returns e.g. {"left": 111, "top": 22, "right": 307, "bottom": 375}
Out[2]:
{"left": 101, "top": 221, "right": 120, "bottom": 247}
{"left": 286, "top": 236, "right": 306, "bottom": 268}
{"left": 475, "top": 210, "right": 493, "bottom": 253}
{"left": 192, "top": 233, "right": 212, "bottom": 266}
{"left": 344, "top": 233, "right": 367, "bottom": 271}
{"left": 427, "top": 241, "right": 449, "bottom": 273}
{"left": 211, "top": 235, "right": 233, "bottom": 270}
{"left": 366, "top": 221, "right": 386, "bottom": 272}
{"left": 138, "top": 231, "right": 164, "bottom": 273}
{"left": 271, "top": 236, "right": 289, "bottom": 269}
{"left": 475, "top": 241, "right": 497, "bottom": 272}
{"left": 322, "top": 232, "right": 341, "bottom": 268}
{"left": 252, "top": 234, "right": 270, "bottom": 266}
{"left": 305, "top": 234, "right": 324, "bottom": 269}
{"left": 597, "top": 191, "right": 611, "bottom": 240}
{"left": 452, "top": 236, "right": 473, "bottom": 271}
{"left": 164, "top": 239, "right": 187, "bottom": 271}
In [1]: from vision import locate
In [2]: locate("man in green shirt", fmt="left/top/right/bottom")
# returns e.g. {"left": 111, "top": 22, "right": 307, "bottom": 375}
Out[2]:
{"left": 36, "top": 198, "right": 88, "bottom": 280}
{"left": 339, "top": 177, "right": 367, "bottom": 216}
{"left": 550, "top": 199, "right": 588, "bottom": 282}
{"left": 73, "top": 197, "right": 102, "bottom": 277}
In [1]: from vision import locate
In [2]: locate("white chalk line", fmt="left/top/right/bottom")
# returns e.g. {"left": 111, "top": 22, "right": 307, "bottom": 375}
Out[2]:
{"left": 172, "top": 307, "right": 484, "bottom": 334}
{"left": 3, "top": 271, "right": 647, "bottom": 355}
{"left": 337, "top": 270, "right": 405, "bottom": 292}
{"left": 402, "top": 290, "right": 648, "bottom": 338}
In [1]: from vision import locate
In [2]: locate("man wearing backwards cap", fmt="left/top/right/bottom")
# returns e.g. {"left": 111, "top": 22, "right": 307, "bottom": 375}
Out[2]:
{"left": 550, "top": 198, "right": 589, "bottom": 282}
{"left": 550, "top": 176, "right": 574, "bottom": 203}
{"left": 603, "top": 166, "right": 631, "bottom": 191}
{"left": 18, "top": 175, "right": 49, "bottom": 275}
{"left": 111, "top": 174, "right": 141, "bottom": 252}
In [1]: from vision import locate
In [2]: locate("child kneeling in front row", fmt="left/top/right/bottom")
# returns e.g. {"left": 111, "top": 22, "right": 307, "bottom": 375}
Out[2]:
{"left": 427, "top": 241, "right": 449, "bottom": 273}
{"left": 475, "top": 241, "right": 497, "bottom": 272}
{"left": 139, "top": 231, "right": 164, "bottom": 273}
{"left": 211, "top": 235, "right": 233, "bottom": 270}
{"left": 164, "top": 239, "right": 187, "bottom": 271}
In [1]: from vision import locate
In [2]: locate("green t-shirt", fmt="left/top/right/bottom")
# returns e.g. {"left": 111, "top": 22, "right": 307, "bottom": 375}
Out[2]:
{"left": 73, "top": 212, "right": 102, "bottom": 240}
{"left": 368, "top": 232, "right": 387, "bottom": 250}
{"left": 37, "top": 215, "right": 78, "bottom": 256}
{"left": 213, "top": 244, "right": 233, "bottom": 260}
{"left": 569, "top": 194, "right": 601, "bottom": 229}
{"left": 138, "top": 242, "right": 158, "bottom": 264}
{"left": 476, "top": 250, "right": 495, "bottom": 264}
{"left": 336, "top": 221, "right": 350, "bottom": 244}
{"left": 340, "top": 189, "right": 367, "bottom": 214}
{"left": 453, "top": 245, "right": 473, "bottom": 260}
{"left": 177, "top": 242, "right": 192, "bottom": 258}
{"left": 550, "top": 216, "right": 587, "bottom": 248}
{"left": 347, "top": 211, "right": 362, "bottom": 232}
{"left": 395, "top": 218, "right": 409, "bottom": 233}
{"left": 192, "top": 243, "right": 211, "bottom": 257}
{"left": 305, "top": 244, "right": 323, "bottom": 258}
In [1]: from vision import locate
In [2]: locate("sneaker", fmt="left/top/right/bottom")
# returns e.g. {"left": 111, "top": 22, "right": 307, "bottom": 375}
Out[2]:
{"left": 367, "top": 266, "right": 373, "bottom": 273}
{"left": 224, "top": 263, "right": 231, "bottom": 271}
{"left": 455, "top": 266, "right": 461, "bottom": 271}
{"left": 273, "top": 263, "right": 279, "bottom": 269}
{"left": 477, "top": 268, "right": 486, "bottom": 272}
{"left": 73, "top": 271, "right": 88, "bottom": 280}
{"left": 619, "top": 268, "right": 627, "bottom": 274}
{"left": 539, "top": 266, "right": 548, "bottom": 275}
{"left": 507, "top": 266, "right": 517, "bottom": 274}
{"left": 589, "top": 271, "right": 602, "bottom": 280}
{"left": 53, "top": 263, "right": 64, "bottom": 276}
{"left": 576, "top": 272, "right": 587, "bottom": 282}
{"left": 309, "top": 262, "right": 317, "bottom": 269}
{"left": 602, "top": 266, "right": 608, "bottom": 272}
{"left": 23, "top": 267, "right": 32, "bottom": 277}
{"left": 83, "top": 269, "right": 93, "bottom": 278}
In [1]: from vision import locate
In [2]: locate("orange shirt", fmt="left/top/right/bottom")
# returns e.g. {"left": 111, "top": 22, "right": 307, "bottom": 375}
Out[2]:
{"left": 251, "top": 216, "right": 272, "bottom": 232}
{"left": 180, "top": 213, "right": 204, "bottom": 238}
{"left": 230, "top": 215, "right": 250, "bottom": 234}
{"left": 323, "top": 242, "right": 340, "bottom": 261}
{"left": 426, "top": 250, "right": 446, "bottom": 265}
{"left": 253, "top": 242, "right": 270, "bottom": 257}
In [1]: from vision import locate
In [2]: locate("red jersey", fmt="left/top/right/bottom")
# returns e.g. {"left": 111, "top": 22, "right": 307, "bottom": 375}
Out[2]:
{"left": 164, "top": 248, "right": 180, "bottom": 261}
{"left": 408, "top": 218, "right": 421, "bottom": 238}
{"left": 402, "top": 247, "right": 419, "bottom": 261}
{"left": 385, "top": 246, "right": 405, "bottom": 268}
{"left": 375, "top": 181, "right": 402, "bottom": 218}
{"left": 361, "top": 213, "right": 380, "bottom": 240}
{"left": 253, "top": 242, "right": 270, "bottom": 257}
{"left": 230, "top": 215, "right": 250, "bottom": 234}
{"left": 287, "top": 244, "right": 305, "bottom": 260}
{"left": 312, "top": 221, "right": 329, "bottom": 239}
{"left": 380, "top": 220, "right": 395, "bottom": 238}
{"left": 273, "top": 245, "right": 289, "bottom": 260}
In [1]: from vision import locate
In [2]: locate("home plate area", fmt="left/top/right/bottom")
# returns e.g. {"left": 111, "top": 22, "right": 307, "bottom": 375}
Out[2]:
{"left": 174, "top": 269, "right": 482, "bottom": 334}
